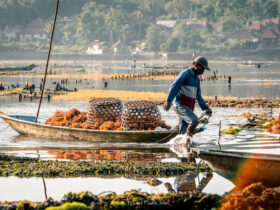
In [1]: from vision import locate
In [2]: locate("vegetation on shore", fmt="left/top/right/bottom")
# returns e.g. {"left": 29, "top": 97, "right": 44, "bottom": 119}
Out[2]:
{"left": 1, "top": 0, "right": 279, "bottom": 53}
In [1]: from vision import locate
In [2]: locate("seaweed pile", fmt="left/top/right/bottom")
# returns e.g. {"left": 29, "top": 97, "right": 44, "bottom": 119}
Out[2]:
{"left": 44, "top": 108, "right": 171, "bottom": 131}
{"left": 240, "top": 111, "right": 273, "bottom": 129}
{"left": 220, "top": 182, "right": 280, "bottom": 209}
{"left": 265, "top": 113, "right": 280, "bottom": 134}
{"left": 53, "top": 90, "right": 168, "bottom": 101}
{"left": 238, "top": 111, "right": 280, "bottom": 133}
{"left": 0, "top": 190, "right": 221, "bottom": 210}
{"left": 205, "top": 98, "right": 280, "bottom": 108}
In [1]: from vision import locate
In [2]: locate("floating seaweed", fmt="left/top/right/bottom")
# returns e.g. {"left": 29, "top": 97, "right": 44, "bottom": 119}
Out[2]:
{"left": 221, "top": 127, "right": 242, "bottom": 135}
{"left": 0, "top": 155, "right": 210, "bottom": 178}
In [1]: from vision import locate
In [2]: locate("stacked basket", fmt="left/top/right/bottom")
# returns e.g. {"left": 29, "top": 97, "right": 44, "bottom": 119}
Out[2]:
{"left": 87, "top": 98, "right": 122, "bottom": 124}
{"left": 121, "top": 100, "right": 161, "bottom": 130}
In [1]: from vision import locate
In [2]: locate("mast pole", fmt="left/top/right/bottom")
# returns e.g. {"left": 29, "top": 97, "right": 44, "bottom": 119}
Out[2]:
{"left": 35, "top": 0, "right": 59, "bottom": 123}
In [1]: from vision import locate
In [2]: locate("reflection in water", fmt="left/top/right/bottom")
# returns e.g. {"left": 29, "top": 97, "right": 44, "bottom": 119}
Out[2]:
{"left": 0, "top": 62, "right": 280, "bottom": 98}
{"left": 1, "top": 147, "right": 177, "bottom": 161}
{"left": 47, "top": 149, "right": 171, "bottom": 161}
{"left": 0, "top": 172, "right": 216, "bottom": 202}
{"left": 198, "top": 149, "right": 280, "bottom": 189}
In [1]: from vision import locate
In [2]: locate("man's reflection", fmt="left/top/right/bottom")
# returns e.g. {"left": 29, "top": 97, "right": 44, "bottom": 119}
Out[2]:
{"left": 166, "top": 144, "right": 213, "bottom": 193}
{"left": 173, "top": 144, "right": 195, "bottom": 163}
{"left": 164, "top": 172, "right": 213, "bottom": 193}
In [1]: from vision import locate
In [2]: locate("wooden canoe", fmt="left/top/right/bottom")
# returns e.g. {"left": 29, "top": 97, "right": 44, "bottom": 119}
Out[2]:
{"left": 0, "top": 113, "right": 177, "bottom": 143}
{"left": 195, "top": 149, "right": 280, "bottom": 187}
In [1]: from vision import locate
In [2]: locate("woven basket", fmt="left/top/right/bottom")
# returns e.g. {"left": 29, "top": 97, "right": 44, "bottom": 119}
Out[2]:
{"left": 87, "top": 98, "right": 122, "bottom": 124}
{"left": 121, "top": 100, "right": 161, "bottom": 130}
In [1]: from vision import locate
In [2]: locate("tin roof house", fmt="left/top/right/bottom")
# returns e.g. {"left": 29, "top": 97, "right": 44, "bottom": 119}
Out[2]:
{"left": 2, "top": 26, "right": 20, "bottom": 40}
{"left": 259, "top": 29, "right": 280, "bottom": 47}
{"left": 86, "top": 40, "right": 108, "bottom": 55}
{"left": 20, "top": 18, "right": 48, "bottom": 42}
{"left": 228, "top": 29, "right": 258, "bottom": 43}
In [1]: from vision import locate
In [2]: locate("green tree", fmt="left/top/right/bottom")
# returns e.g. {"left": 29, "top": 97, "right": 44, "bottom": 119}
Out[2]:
{"left": 218, "top": 14, "right": 241, "bottom": 35}
{"left": 263, "top": 0, "right": 278, "bottom": 18}
{"left": 164, "top": 37, "right": 180, "bottom": 52}
{"left": 195, "top": 0, "right": 216, "bottom": 23}
{"left": 165, "top": 0, "right": 193, "bottom": 19}
{"left": 145, "top": 25, "right": 161, "bottom": 52}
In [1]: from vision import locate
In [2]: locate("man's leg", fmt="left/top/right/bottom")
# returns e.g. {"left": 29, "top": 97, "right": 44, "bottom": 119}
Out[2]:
{"left": 179, "top": 118, "right": 189, "bottom": 134}
{"left": 176, "top": 106, "right": 199, "bottom": 143}
{"left": 174, "top": 106, "right": 189, "bottom": 134}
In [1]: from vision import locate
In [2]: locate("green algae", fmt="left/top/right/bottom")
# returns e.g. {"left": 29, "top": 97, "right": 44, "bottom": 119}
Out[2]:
{"left": 1, "top": 190, "right": 221, "bottom": 210}
{"left": 0, "top": 155, "right": 210, "bottom": 178}
{"left": 46, "top": 202, "right": 88, "bottom": 210}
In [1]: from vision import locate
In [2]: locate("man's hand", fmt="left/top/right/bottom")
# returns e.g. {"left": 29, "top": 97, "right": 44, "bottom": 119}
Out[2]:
{"left": 163, "top": 101, "right": 172, "bottom": 111}
{"left": 205, "top": 108, "right": 212, "bottom": 116}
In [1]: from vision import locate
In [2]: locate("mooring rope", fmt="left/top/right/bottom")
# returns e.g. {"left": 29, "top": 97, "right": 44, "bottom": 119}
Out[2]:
{"left": 0, "top": 124, "right": 10, "bottom": 132}
{"left": 155, "top": 111, "right": 210, "bottom": 143}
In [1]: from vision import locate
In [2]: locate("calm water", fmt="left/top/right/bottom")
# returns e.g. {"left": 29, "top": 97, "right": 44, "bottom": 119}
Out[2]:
{"left": 0, "top": 172, "right": 234, "bottom": 202}
{"left": 0, "top": 60, "right": 280, "bottom": 201}
{"left": 1, "top": 62, "right": 280, "bottom": 98}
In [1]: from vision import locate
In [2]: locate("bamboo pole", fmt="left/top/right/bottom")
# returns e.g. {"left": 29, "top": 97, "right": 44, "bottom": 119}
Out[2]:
{"left": 35, "top": 0, "right": 59, "bottom": 123}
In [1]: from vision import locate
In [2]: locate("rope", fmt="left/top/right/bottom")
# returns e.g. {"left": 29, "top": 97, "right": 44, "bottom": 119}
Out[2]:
{"left": 155, "top": 111, "right": 209, "bottom": 144}
{"left": 0, "top": 124, "right": 10, "bottom": 132}
{"left": 154, "top": 128, "right": 178, "bottom": 143}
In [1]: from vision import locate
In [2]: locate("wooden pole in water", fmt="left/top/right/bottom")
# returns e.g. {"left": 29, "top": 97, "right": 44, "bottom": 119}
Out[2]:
{"left": 218, "top": 120, "right": 222, "bottom": 150}
{"left": 35, "top": 0, "right": 59, "bottom": 123}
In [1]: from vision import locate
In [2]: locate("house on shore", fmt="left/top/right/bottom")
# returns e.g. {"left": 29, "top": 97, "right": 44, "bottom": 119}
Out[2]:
{"left": 2, "top": 26, "right": 20, "bottom": 40}
{"left": 20, "top": 18, "right": 48, "bottom": 42}
{"left": 156, "top": 20, "right": 177, "bottom": 38}
{"left": 228, "top": 29, "right": 258, "bottom": 43}
{"left": 259, "top": 29, "right": 280, "bottom": 47}
{"left": 247, "top": 17, "right": 280, "bottom": 47}
{"left": 111, "top": 40, "right": 129, "bottom": 55}
{"left": 86, "top": 40, "right": 108, "bottom": 55}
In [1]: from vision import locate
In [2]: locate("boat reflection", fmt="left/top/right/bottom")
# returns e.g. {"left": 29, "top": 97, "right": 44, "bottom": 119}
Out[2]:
{"left": 196, "top": 149, "right": 280, "bottom": 189}
{"left": 47, "top": 149, "right": 173, "bottom": 161}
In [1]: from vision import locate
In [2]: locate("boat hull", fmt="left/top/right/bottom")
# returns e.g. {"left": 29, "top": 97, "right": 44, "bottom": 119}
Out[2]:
{"left": 237, "top": 63, "right": 270, "bottom": 68}
{"left": 196, "top": 149, "right": 280, "bottom": 187}
{"left": 0, "top": 114, "right": 177, "bottom": 143}
{"left": 0, "top": 64, "right": 37, "bottom": 71}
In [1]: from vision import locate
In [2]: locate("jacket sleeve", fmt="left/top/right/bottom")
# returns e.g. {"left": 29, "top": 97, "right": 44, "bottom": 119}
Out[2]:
{"left": 166, "top": 71, "right": 186, "bottom": 102}
{"left": 196, "top": 79, "right": 209, "bottom": 111}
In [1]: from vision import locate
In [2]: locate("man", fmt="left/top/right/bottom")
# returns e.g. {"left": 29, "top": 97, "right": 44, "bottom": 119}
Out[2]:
{"left": 163, "top": 56, "right": 212, "bottom": 144}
